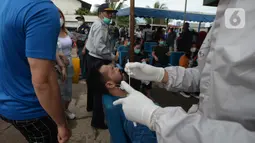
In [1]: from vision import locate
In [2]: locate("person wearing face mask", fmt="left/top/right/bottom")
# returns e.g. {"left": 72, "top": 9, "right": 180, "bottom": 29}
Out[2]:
{"left": 122, "top": 40, "right": 152, "bottom": 98}
{"left": 152, "top": 38, "right": 170, "bottom": 68}
{"left": 189, "top": 43, "right": 198, "bottom": 68}
{"left": 58, "top": 9, "right": 76, "bottom": 120}
{"left": 85, "top": 3, "right": 118, "bottom": 129}
{"left": 75, "top": 15, "right": 90, "bottom": 80}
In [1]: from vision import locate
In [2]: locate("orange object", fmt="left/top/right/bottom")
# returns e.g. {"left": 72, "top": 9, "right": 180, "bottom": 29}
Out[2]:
{"left": 179, "top": 55, "right": 189, "bottom": 68}
{"left": 72, "top": 57, "right": 80, "bottom": 84}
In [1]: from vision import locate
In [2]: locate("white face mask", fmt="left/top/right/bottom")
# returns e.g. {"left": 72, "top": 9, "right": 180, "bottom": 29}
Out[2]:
{"left": 78, "top": 21, "right": 83, "bottom": 25}
{"left": 60, "top": 18, "right": 64, "bottom": 27}
{"left": 190, "top": 47, "right": 197, "bottom": 52}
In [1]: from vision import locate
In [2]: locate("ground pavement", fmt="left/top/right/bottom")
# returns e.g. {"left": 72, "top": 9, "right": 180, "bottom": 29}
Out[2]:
{"left": 0, "top": 82, "right": 111, "bottom": 143}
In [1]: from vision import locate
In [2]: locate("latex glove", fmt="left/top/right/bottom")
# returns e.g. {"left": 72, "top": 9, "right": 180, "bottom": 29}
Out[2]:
{"left": 125, "top": 62, "right": 165, "bottom": 82}
{"left": 113, "top": 81, "right": 160, "bottom": 128}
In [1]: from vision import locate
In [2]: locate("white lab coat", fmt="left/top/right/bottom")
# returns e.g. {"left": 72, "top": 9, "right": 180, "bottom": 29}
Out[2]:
{"left": 152, "top": 0, "right": 255, "bottom": 142}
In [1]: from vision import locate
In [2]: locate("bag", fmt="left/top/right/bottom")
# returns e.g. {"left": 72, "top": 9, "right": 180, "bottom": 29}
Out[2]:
{"left": 72, "top": 57, "right": 80, "bottom": 84}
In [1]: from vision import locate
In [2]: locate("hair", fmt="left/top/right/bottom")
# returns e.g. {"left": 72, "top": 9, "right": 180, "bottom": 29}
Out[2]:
{"left": 157, "top": 27, "right": 163, "bottom": 32}
{"left": 58, "top": 8, "right": 67, "bottom": 33}
{"left": 146, "top": 24, "right": 151, "bottom": 29}
{"left": 185, "top": 50, "right": 192, "bottom": 58}
{"left": 184, "top": 22, "right": 190, "bottom": 27}
{"left": 111, "top": 21, "right": 116, "bottom": 26}
{"left": 87, "top": 62, "right": 110, "bottom": 95}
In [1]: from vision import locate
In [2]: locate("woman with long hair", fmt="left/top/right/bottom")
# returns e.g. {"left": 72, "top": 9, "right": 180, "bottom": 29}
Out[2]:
{"left": 57, "top": 9, "right": 75, "bottom": 119}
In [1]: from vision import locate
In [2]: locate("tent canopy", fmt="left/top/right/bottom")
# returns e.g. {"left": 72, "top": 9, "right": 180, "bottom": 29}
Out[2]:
{"left": 117, "top": 7, "right": 215, "bottom": 22}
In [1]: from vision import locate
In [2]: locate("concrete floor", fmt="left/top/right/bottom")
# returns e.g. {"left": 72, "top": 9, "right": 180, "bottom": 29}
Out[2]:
{"left": 0, "top": 82, "right": 111, "bottom": 143}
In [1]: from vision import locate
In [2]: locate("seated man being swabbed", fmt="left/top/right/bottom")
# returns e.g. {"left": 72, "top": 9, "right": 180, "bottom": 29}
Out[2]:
{"left": 87, "top": 62, "right": 157, "bottom": 143}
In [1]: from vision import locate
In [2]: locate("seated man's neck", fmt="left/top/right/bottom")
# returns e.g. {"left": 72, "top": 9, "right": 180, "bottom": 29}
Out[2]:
{"left": 109, "top": 88, "right": 127, "bottom": 97}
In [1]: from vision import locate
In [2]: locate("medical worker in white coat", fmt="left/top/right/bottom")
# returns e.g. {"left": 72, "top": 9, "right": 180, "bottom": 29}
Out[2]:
{"left": 113, "top": 0, "right": 255, "bottom": 142}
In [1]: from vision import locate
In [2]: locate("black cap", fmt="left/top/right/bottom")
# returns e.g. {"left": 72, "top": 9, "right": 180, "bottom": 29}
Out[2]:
{"left": 146, "top": 24, "right": 151, "bottom": 28}
{"left": 75, "top": 15, "right": 85, "bottom": 21}
{"left": 184, "top": 22, "right": 190, "bottom": 27}
{"left": 98, "top": 3, "right": 118, "bottom": 13}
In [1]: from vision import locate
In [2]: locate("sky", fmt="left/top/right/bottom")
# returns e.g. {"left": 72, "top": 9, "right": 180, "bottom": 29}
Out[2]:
{"left": 82, "top": 0, "right": 217, "bottom": 14}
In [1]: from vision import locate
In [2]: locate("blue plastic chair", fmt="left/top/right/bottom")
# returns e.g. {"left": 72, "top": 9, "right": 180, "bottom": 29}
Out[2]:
{"left": 117, "top": 51, "right": 129, "bottom": 70}
{"left": 118, "top": 45, "right": 129, "bottom": 52}
{"left": 103, "top": 95, "right": 158, "bottom": 143}
{"left": 169, "top": 52, "right": 185, "bottom": 66}
{"left": 144, "top": 42, "right": 157, "bottom": 65}
{"left": 144, "top": 42, "right": 157, "bottom": 53}
{"left": 103, "top": 95, "right": 130, "bottom": 143}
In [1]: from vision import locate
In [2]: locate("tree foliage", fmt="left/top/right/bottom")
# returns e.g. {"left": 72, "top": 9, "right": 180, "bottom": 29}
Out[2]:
{"left": 116, "top": 16, "right": 129, "bottom": 27}
{"left": 153, "top": 1, "right": 168, "bottom": 9}
{"left": 75, "top": 8, "right": 90, "bottom": 15}
{"left": 108, "top": 1, "right": 127, "bottom": 26}
{"left": 75, "top": 8, "right": 97, "bottom": 16}
{"left": 145, "top": 1, "right": 168, "bottom": 24}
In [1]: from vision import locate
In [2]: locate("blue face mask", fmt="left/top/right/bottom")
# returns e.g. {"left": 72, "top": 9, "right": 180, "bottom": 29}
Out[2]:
{"left": 103, "top": 17, "right": 111, "bottom": 25}
{"left": 134, "top": 49, "right": 141, "bottom": 54}
{"left": 127, "top": 42, "right": 130, "bottom": 46}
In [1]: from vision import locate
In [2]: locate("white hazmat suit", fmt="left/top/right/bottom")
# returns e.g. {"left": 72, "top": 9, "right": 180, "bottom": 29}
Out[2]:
{"left": 114, "top": 0, "right": 255, "bottom": 142}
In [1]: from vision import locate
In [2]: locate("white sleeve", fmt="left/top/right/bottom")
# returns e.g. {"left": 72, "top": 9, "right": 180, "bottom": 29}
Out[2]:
{"left": 151, "top": 107, "right": 255, "bottom": 143}
{"left": 159, "top": 25, "right": 214, "bottom": 93}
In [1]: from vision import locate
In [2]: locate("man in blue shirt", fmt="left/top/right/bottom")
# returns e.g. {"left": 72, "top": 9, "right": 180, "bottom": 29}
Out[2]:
{"left": 0, "top": 0, "right": 70, "bottom": 142}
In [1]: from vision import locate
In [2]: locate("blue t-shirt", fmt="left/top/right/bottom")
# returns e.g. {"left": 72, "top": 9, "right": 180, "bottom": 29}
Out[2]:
{"left": 0, "top": 0, "right": 60, "bottom": 120}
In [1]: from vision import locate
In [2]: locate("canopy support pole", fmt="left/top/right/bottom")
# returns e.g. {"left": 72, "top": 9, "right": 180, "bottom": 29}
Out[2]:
{"left": 183, "top": 0, "right": 188, "bottom": 23}
{"left": 198, "top": 21, "right": 202, "bottom": 32}
{"left": 129, "top": 0, "right": 135, "bottom": 62}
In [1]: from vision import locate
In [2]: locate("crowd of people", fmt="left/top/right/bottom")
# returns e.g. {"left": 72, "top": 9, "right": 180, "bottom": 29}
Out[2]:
{"left": 1, "top": 0, "right": 255, "bottom": 143}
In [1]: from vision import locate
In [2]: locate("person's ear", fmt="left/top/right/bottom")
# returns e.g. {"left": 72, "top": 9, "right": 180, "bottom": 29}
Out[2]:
{"left": 105, "top": 81, "right": 115, "bottom": 89}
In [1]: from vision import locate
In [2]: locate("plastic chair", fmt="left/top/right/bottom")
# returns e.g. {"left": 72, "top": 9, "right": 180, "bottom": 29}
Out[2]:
{"left": 117, "top": 51, "right": 128, "bottom": 70}
{"left": 144, "top": 42, "right": 157, "bottom": 53}
{"left": 118, "top": 45, "right": 129, "bottom": 52}
{"left": 103, "top": 95, "right": 130, "bottom": 143}
{"left": 143, "top": 42, "right": 157, "bottom": 65}
{"left": 169, "top": 52, "right": 185, "bottom": 66}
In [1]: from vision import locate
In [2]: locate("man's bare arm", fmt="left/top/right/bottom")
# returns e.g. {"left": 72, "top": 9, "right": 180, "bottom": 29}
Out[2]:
{"left": 28, "top": 58, "right": 67, "bottom": 127}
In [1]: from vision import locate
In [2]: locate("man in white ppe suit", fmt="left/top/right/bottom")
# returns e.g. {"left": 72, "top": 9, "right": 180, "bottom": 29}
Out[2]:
{"left": 113, "top": 0, "right": 255, "bottom": 142}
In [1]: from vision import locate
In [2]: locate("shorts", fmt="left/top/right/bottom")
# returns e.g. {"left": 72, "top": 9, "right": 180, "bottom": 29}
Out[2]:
{"left": 0, "top": 115, "right": 58, "bottom": 143}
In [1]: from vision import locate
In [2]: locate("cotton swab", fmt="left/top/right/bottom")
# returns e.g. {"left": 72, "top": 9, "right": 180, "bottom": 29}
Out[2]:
{"left": 127, "top": 59, "right": 131, "bottom": 85}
